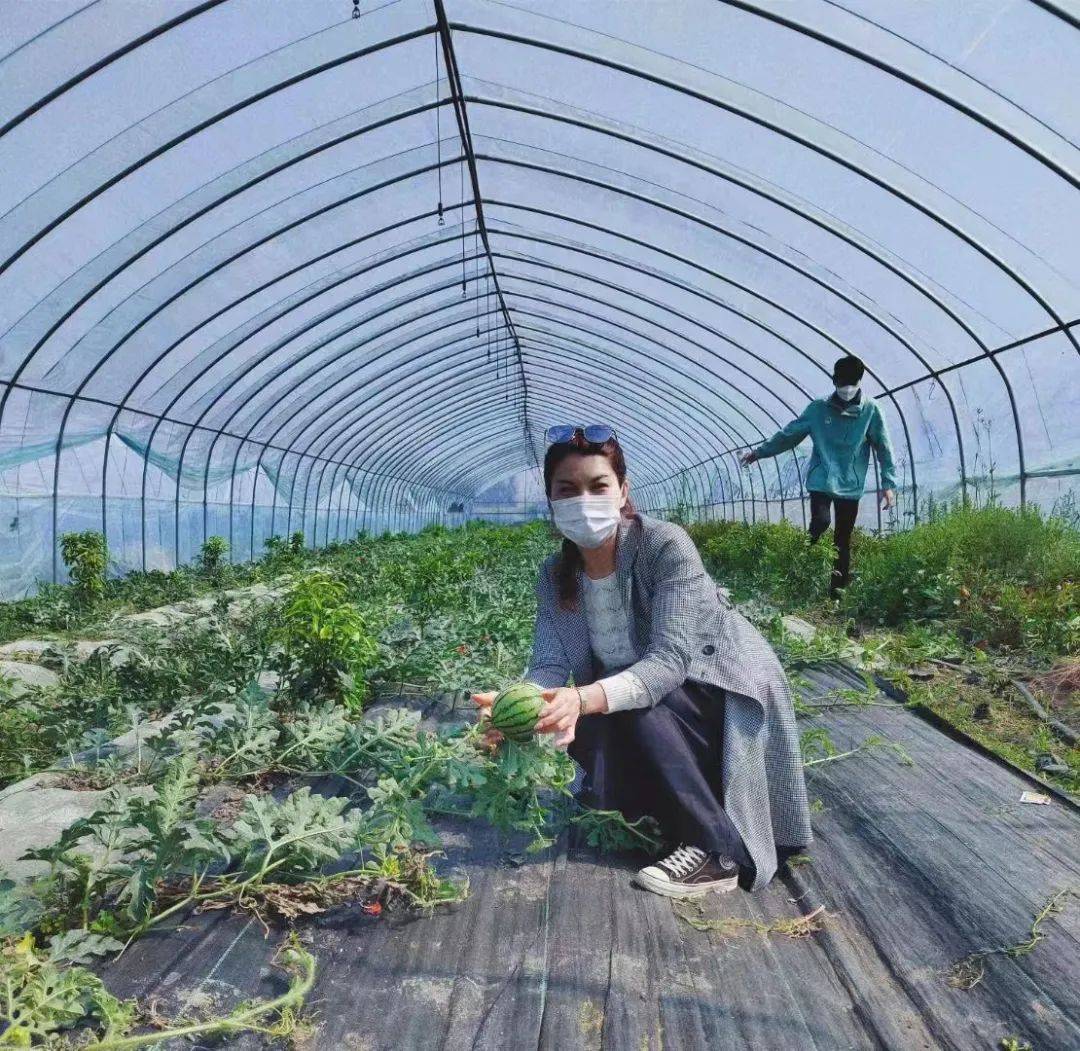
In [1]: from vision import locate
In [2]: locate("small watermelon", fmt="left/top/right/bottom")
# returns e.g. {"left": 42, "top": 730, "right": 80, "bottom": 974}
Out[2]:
{"left": 490, "top": 682, "right": 544, "bottom": 741}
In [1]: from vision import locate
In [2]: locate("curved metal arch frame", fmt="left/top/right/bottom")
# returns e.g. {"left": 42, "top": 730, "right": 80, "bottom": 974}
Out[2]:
{"left": 295, "top": 287, "right": 791, "bottom": 509}
{"left": 130, "top": 131, "right": 984, "bottom": 533}
{"left": 489, "top": 235, "right": 819, "bottom": 399}
{"left": 303, "top": 329, "right": 752, "bottom": 538}
{"left": 162, "top": 213, "right": 902, "bottom": 561}
{"left": 19, "top": 86, "right": 963, "bottom": 520}
{"left": 4, "top": 12, "right": 1071, "bottom": 561}
{"left": 253, "top": 320, "right": 501, "bottom": 556}
{"left": 376, "top": 255, "right": 810, "bottom": 513}
{"left": 518, "top": 338, "right": 745, "bottom": 516}
{"left": 318, "top": 366, "right": 725, "bottom": 539}
{"left": 224, "top": 251, "right": 494, "bottom": 553}
{"left": 454, "top": 22, "right": 1080, "bottom": 358}
{"left": 0, "top": 23, "right": 438, "bottom": 278}
{"left": 187, "top": 211, "right": 825, "bottom": 479}
{"left": 320, "top": 335, "right": 737, "bottom": 542}
{"left": 269, "top": 325, "right": 520, "bottom": 548}
{"left": 340, "top": 377, "right": 726, "bottom": 534}
{"left": 96, "top": 131, "right": 937, "bottom": 577}
{"left": 229, "top": 303, "right": 515, "bottom": 548}
{"left": 237, "top": 286, "right": 798, "bottom": 551}
{"left": 336, "top": 388, "right": 696, "bottom": 539}
{"left": 308, "top": 326, "right": 760, "bottom": 533}
{"left": 491, "top": 198, "right": 931, "bottom": 508}
{"left": 212, "top": 268, "right": 497, "bottom": 552}
{"left": 491, "top": 249, "right": 810, "bottom": 519}
{"left": 485, "top": 200, "right": 930, "bottom": 523}
{"left": 164, "top": 169, "right": 924, "bottom": 544}
{"left": 455, "top": 28, "right": 1080, "bottom": 498}
{"left": 0, "top": 1, "right": 227, "bottom": 139}
{"left": 16, "top": 126, "right": 976, "bottom": 544}
{"left": 179, "top": 157, "right": 928, "bottom": 533}
{"left": 274, "top": 310, "right": 740, "bottom": 541}
{"left": 167, "top": 238, "right": 837, "bottom": 561}
{"left": 59, "top": 159, "right": 467, "bottom": 578}
{"left": 138, "top": 228, "right": 477, "bottom": 563}
{"left": 716, "top": 0, "right": 1080, "bottom": 190}
{"left": 167, "top": 243, "right": 481, "bottom": 548}
{"left": 288, "top": 302, "right": 736, "bottom": 503}
{"left": 306, "top": 328, "right": 746, "bottom": 543}
{"left": 83, "top": 184, "right": 463, "bottom": 549}
{"left": 84, "top": 157, "right": 915, "bottom": 574}
{"left": 463, "top": 90, "right": 1057, "bottom": 498}
{"left": 483, "top": 151, "right": 1011, "bottom": 503}
{"left": 150, "top": 228, "right": 479, "bottom": 553}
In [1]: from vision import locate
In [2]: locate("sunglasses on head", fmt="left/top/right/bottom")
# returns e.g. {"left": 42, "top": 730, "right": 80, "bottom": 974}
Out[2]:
{"left": 545, "top": 424, "right": 617, "bottom": 446}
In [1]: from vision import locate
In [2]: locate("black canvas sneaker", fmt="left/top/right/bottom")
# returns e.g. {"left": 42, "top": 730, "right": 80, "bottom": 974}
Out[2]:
{"left": 634, "top": 845, "right": 739, "bottom": 899}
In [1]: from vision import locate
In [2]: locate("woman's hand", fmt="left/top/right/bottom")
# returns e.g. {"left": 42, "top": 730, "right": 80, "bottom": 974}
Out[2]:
{"left": 470, "top": 691, "right": 502, "bottom": 751}
{"left": 471, "top": 690, "right": 496, "bottom": 711}
{"left": 535, "top": 687, "right": 580, "bottom": 749}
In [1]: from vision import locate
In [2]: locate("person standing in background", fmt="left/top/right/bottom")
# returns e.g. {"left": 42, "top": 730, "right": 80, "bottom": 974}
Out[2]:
{"left": 741, "top": 355, "right": 896, "bottom": 598}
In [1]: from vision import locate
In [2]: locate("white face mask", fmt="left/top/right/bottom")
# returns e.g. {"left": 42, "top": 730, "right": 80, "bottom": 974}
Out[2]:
{"left": 551, "top": 495, "right": 623, "bottom": 549}
{"left": 834, "top": 384, "right": 860, "bottom": 402}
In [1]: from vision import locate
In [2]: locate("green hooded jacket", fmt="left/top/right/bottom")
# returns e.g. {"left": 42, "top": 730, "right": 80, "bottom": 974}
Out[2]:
{"left": 754, "top": 393, "right": 897, "bottom": 500}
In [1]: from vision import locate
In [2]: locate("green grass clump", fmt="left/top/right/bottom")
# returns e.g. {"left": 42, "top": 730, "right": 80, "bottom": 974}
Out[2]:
{"left": 843, "top": 504, "right": 1080, "bottom": 654}
{"left": 688, "top": 518, "right": 834, "bottom": 607}
{"left": 691, "top": 505, "right": 1078, "bottom": 659}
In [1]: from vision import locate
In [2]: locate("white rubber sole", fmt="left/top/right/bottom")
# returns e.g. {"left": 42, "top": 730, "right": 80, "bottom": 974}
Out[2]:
{"left": 633, "top": 868, "right": 739, "bottom": 899}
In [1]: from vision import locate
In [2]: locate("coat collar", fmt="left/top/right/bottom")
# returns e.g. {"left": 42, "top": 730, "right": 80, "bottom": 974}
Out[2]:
{"left": 615, "top": 514, "right": 643, "bottom": 648}
{"left": 828, "top": 389, "right": 864, "bottom": 417}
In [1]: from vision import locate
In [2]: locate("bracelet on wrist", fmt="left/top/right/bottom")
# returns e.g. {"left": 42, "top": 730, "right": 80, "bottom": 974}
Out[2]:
{"left": 575, "top": 686, "right": 587, "bottom": 718}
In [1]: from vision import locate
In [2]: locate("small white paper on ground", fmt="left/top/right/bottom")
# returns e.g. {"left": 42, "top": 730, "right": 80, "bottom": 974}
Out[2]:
{"left": 1019, "top": 790, "right": 1051, "bottom": 805}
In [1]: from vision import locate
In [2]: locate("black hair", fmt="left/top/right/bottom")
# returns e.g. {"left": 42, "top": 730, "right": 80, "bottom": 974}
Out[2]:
{"left": 833, "top": 354, "right": 865, "bottom": 385}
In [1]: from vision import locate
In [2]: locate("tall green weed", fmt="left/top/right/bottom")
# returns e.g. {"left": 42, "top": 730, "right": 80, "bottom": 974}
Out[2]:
{"left": 843, "top": 505, "right": 1079, "bottom": 653}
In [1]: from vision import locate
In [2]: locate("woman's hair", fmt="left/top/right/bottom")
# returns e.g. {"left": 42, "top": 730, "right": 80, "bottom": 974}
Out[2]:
{"left": 543, "top": 433, "right": 636, "bottom": 610}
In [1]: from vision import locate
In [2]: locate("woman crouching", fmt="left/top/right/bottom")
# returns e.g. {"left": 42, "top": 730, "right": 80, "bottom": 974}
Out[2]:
{"left": 474, "top": 426, "right": 812, "bottom": 897}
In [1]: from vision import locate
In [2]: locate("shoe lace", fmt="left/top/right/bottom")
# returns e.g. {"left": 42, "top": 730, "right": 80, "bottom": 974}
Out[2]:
{"left": 661, "top": 845, "right": 706, "bottom": 878}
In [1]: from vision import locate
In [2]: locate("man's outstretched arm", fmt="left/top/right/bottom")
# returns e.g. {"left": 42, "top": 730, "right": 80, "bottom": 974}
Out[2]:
{"left": 741, "top": 406, "right": 812, "bottom": 465}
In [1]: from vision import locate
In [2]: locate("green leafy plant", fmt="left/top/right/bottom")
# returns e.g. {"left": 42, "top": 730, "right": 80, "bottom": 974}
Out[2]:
{"left": 0, "top": 931, "right": 313, "bottom": 1051}
{"left": 198, "top": 535, "right": 229, "bottom": 576}
{"left": 0, "top": 932, "right": 135, "bottom": 1046}
{"left": 569, "top": 807, "right": 662, "bottom": 853}
{"left": 59, "top": 531, "right": 108, "bottom": 609}
{"left": 276, "top": 573, "right": 379, "bottom": 705}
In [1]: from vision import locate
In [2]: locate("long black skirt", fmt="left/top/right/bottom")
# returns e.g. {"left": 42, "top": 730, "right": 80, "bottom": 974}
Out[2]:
{"left": 568, "top": 680, "right": 752, "bottom": 871}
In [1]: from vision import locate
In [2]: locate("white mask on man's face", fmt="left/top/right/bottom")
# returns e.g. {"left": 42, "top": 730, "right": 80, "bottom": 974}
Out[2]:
{"left": 550, "top": 495, "right": 622, "bottom": 549}
{"left": 834, "top": 384, "right": 860, "bottom": 402}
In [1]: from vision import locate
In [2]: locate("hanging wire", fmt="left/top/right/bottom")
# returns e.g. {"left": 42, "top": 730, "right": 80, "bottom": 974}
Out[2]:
{"left": 474, "top": 228, "right": 481, "bottom": 336}
{"left": 460, "top": 160, "right": 467, "bottom": 296}
{"left": 434, "top": 30, "right": 444, "bottom": 226}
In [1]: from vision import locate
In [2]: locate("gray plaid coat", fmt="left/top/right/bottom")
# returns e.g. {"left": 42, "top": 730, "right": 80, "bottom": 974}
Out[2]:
{"left": 526, "top": 513, "right": 812, "bottom": 890}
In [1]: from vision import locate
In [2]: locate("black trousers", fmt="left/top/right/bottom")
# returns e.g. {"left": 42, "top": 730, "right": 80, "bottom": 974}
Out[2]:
{"left": 568, "top": 681, "right": 752, "bottom": 870}
{"left": 808, "top": 490, "right": 860, "bottom": 595}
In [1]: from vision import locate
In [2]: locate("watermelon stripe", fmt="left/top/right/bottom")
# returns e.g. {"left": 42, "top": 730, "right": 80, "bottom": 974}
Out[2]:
{"left": 493, "top": 713, "right": 537, "bottom": 728}
{"left": 491, "top": 683, "right": 542, "bottom": 739}
{"left": 494, "top": 719, "right": 536, "bottom": 734}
